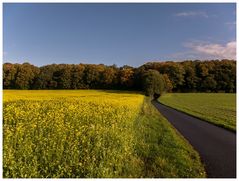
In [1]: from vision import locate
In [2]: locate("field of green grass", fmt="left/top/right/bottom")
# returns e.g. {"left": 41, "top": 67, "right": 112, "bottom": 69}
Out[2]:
{"left": 3, "top": 90, "right": 205, "bottom": 178}
{"left": 158, "top": 93, "right": 236, "bottom": 131}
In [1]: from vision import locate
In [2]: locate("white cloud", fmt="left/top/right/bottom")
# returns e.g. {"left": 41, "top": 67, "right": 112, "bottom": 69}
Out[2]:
{"left": 184, "top": 41, "right": 236, "bottom": 60}
{"left": 175, "top": 11, "right": 208, "bottom": 18}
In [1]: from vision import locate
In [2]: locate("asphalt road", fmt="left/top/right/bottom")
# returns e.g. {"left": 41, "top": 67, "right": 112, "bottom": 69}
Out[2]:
{"left": 152, "top": 100, "right": 236, "bottom": 178}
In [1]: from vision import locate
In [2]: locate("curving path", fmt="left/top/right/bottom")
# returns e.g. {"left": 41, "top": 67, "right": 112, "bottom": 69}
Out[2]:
{"left": 152, "top": 100, "right": 236, "bottom": 178}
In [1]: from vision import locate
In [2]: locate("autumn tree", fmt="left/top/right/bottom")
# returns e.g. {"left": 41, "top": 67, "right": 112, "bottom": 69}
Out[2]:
{"left": 15, "top": 63, "right": 39, "bottom": 89}
{"left": 57, "top": 64, "right": 72, "bottom": 89}
{"left": 101, "top": 66, "right": 118, "bottom": 89}
{"left": 71, "top": 64, "right": 86, "bottom": 89}
{"left": 3, "top": 60, "right": 236, "bottom": 93}
{"left": 119, "top": 66, "right": 135, "bottom": 89}
{"left": 162, "top": 74, "right": 173, "bottom": 92}
{"left": 3, "top": 63, "right": 17, "bottom": 89}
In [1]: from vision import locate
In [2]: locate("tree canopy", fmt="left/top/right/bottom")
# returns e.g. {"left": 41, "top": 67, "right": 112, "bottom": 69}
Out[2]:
{"left": 3, "top": 59, "right": 236, "bottom": 94}
{"left": 142, "top": 70, "right": 165, "bottom": 97}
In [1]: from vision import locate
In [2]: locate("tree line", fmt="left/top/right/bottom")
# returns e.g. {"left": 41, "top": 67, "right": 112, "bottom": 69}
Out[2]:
{"left": 3, "top": 59, "right": 236, "bottom": 94}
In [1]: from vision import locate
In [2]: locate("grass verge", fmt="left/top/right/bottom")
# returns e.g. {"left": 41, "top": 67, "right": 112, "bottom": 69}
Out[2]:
{"left": 133, "top": 98, "right": 206, "bottom": 178}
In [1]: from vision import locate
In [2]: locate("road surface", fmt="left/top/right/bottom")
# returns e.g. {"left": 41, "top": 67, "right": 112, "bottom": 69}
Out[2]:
{"left": 152, "top": 100, "right": 236, "bottom": 178}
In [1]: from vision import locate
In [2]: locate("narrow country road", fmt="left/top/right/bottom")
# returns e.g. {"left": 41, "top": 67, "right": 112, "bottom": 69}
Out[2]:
{"left": 152, "top": 100, "right": 236, "bottom": 178}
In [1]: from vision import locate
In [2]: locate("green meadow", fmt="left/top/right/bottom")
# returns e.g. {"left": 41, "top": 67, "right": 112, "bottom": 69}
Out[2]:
{"left": 159, "top": 93, "right": 236, "bottom": 131}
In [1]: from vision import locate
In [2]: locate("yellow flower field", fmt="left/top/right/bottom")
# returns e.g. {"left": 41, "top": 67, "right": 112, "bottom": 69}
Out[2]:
{"left": 3, "top": 90, "right": 144, "bottom": 178}
{"left": 3, "top": 90, "right": 206, "bottom": 178}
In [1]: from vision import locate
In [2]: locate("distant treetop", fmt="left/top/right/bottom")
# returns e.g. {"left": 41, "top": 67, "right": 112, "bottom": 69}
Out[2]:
{"left": 3, "top": 59, "right": 236, "bottom": 94}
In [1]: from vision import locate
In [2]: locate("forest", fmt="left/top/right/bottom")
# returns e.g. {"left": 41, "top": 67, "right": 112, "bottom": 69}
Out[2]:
{"left": 3, "top": 59, "right": 236, "bottom": 93}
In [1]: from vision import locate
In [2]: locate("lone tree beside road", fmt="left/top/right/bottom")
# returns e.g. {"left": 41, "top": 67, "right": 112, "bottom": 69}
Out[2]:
{"left": 142, "top": 69, "right": 165, "bottom": 98}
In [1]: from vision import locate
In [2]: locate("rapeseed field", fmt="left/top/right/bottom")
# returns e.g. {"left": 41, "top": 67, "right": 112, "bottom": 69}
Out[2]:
{"left": 3, "top": 90, "right": 206, "bottom": 178}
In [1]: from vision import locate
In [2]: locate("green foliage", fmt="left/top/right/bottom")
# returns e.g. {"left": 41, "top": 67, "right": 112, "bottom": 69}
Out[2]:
{"left": 142, "top": 70, "right": 165, "bottom": 97}
{"left": 162, "top": 74, "right": 173, "bottom": 92}
{"left": 159, "top": 62, "right": 185, "bottom": 89}
{"left": 182, "top": 61, "right": 198, "bottom": 91}
{"left": 201, "top": 76, "right": 217, "bottom": 92}
{"left": 71, "top": 64, "right": 85, "bottom": 89}
{"left": 58, "top": 64, "right": 72, "bottom": 89}
{"left": 159, "top": 93, "right": 236, "bottom": 131}
{"left": 3, "top": 60, "right": 236, "bottom": 93}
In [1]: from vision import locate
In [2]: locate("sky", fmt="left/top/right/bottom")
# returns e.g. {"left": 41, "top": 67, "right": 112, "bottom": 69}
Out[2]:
{"left": 3, "top": 3, "right": 236, "bottom": 67}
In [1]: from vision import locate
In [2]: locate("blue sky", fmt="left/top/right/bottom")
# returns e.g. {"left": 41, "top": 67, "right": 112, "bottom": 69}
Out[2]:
{"left": 3, "top": 3, "right": 236, "bottom": 67}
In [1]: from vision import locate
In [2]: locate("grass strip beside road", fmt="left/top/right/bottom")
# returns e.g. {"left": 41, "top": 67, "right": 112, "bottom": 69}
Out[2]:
{"left": 134, "top": 98, "right": 206, "bottom": 178}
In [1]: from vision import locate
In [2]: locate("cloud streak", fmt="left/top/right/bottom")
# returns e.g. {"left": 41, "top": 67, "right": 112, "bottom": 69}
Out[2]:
{"left": 225, "top": 21, "right": 236, "bottom": 30}
{"left": 184, "top": 41, "right": 236, "bottom": 60}
{"left": 225, "top": 21, "right": 236, "bottom": 25}
{"left": 175, "top": 11, "right": 209, "bottom": 18}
